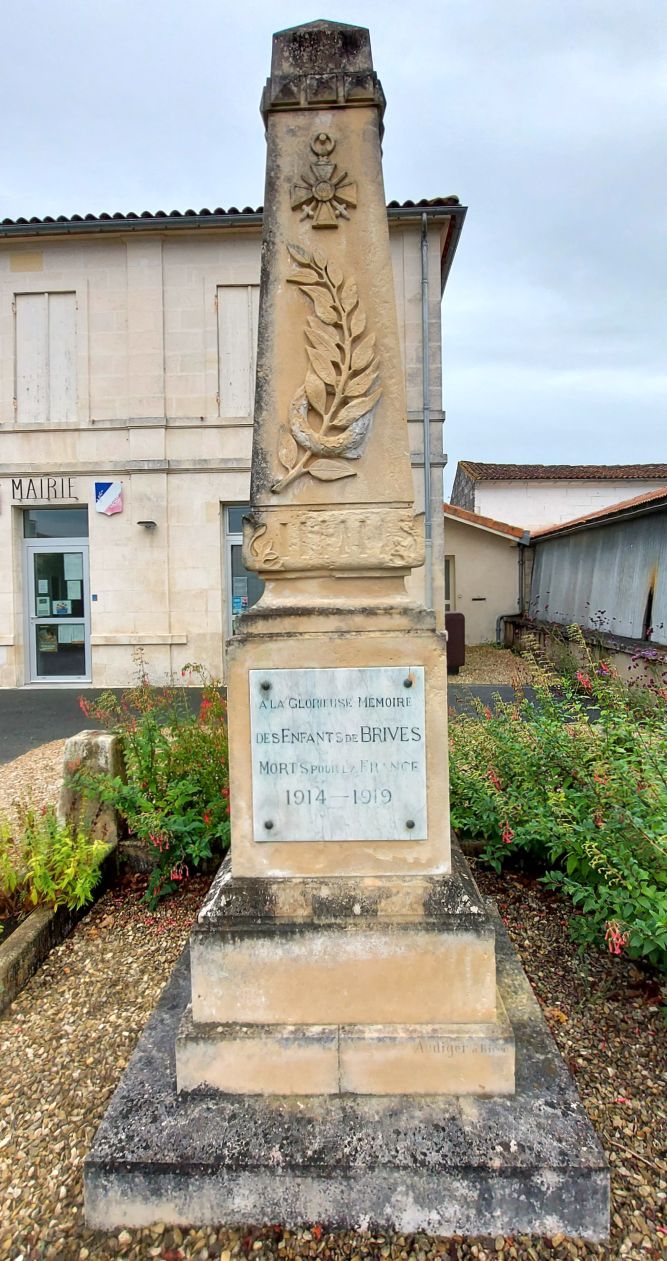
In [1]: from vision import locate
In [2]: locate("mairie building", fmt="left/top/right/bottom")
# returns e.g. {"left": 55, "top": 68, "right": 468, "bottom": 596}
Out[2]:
{"left": 0, "top": 199, "right": 464, "bottom": 686}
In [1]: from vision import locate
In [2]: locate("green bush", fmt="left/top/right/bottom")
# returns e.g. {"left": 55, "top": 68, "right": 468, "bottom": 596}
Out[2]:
{"left": 0, "top": 804, "right": 110, "bottom": 916}
{"left": 75, "top": 659, "right": 230, "bottom": 907}
{"left": 449, "top": 635, "right": 667, "bottom": 974}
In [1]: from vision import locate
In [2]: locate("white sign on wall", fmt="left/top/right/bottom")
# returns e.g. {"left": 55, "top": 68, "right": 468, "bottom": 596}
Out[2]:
{"left": 249, "top": 666, "right": 427, "bottom": 843}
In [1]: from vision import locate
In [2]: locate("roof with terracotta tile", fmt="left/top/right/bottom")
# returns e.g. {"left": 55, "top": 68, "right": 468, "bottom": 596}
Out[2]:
{"left": 531, "top": 484, "right": 667, "bottom": 539}
{"left": 443, "top": 502, "right": 527, "bottom": 540}
{"left": 457, "top": 461, "right": 667, "bottom": 483}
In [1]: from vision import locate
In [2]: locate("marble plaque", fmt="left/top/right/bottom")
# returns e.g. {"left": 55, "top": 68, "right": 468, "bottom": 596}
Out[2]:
{"left": 249, "top": 666, "right": 427, "bottom": 842}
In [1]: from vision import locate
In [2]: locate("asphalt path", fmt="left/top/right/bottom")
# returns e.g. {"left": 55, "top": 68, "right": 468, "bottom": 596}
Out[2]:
{"left": 0, "top": 683, "right": 533, "bottom": 765}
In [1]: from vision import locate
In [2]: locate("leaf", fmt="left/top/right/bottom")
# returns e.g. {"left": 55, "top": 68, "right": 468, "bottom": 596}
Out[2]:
{"left": 341, "top": 279, "right": 358, "bottom": 312}
{"left": 344, "top": 363, "right": 379, "bottom": 397}
{"left": 302, "top": 287, "right": 338, "bottom": 325}
{"left": 331, "top": 387, "right": 382, "bottom": 429}
{"left": 287, "top": 267, "right": 320, "bottom": 285}
{"left": 306, "top": 323, "right": 341, "bottom": 360}
{"left": 278, "top": 425, "right": 298, "bottom": 471}
{"left": 350, "top": 308, "right": 366, "bottom": 337}
{"left": 311, "top": 246, "right": 327, "bottom": 270}
{"left": 307, "top": 347, "right": 337, "bottom": 386}
{"left": 305, "top": 369, "right": 327, "bottom": 415}
{"left": 327, "top": 259, "right": 343, "bottom": 288}
{"left": 308, "top": 459, "right": 357, "bottom": 481}
{"left": 287, "top": 242, "right": 315, "bottom": 267}
{"left": 350, "top": 334, "right": 376, "bottom": 372}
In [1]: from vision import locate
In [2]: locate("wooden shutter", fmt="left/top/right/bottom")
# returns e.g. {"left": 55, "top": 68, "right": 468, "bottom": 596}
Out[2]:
{"left": 15, "top": 292, "right": 77, "bottom": 423}
{"left": 217, "top": 285, "right": 259, "bottom": 419}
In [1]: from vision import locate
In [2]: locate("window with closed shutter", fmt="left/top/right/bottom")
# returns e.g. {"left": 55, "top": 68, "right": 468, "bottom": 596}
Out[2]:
{"left": 216, "top": 285, "right": 259, "bottom": 419}
{"left": 15, "top": 291, "right": 77, "bottom": 424}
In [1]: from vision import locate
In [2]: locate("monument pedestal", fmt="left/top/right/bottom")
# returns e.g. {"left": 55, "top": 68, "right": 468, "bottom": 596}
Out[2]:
{"left": 84, "top": 868, "right": 609, "bottom": 1238}
{"left": 174, "top": 850, "right": 515, "bottom": 1097}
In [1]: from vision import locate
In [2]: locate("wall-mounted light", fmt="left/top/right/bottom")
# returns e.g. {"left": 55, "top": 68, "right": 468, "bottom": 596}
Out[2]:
{"left": 137, "top": 520, "right": 157, "bottom": 530}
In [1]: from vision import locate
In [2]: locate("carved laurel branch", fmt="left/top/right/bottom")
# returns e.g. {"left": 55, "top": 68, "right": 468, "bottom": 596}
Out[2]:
{"left": 270, "top": 243, "right": 382, "bottom": 493}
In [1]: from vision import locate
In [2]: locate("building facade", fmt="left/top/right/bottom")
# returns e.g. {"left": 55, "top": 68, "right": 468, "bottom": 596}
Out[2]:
{"left": 0, "top": 200, "right": 464, "bottom": 686}
{"left": 450, "top": 462, "right": 667, "bottom": 530}
{"left": 442, "top": 504, "right": 526, "bottom": 644}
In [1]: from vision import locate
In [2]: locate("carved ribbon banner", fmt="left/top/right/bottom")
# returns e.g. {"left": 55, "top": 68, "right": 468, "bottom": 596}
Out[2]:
{"left": 271, "top": 244, "right": 382, "bottom": 494}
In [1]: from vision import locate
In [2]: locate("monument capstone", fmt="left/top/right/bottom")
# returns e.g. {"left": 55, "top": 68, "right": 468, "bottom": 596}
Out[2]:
{"left": 85, "top": 20, "right": 609, "bottom": 1238}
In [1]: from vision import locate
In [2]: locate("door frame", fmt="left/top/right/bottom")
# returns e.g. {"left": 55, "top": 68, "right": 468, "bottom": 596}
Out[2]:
{"left": 23, "top": 538, "right": 92, "bottom": 683}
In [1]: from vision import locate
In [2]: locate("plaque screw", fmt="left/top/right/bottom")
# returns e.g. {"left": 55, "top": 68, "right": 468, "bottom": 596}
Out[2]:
{"left": 406, "top": 819, "right": 415, "bottom": 830}
{"left": 264, "top": 820, "right": 274, "bottom": 830}
{"left": 260, "top": 680, "right": 271, "bottom": 692}
{"left": 404, "top": 677, "right": 413, "bottom": 689}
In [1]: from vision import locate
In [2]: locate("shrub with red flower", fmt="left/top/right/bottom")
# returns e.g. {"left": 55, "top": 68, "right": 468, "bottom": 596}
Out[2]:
{"left": 605, "top": 921, "right": 629, "bottom": 956}
{"left": 70, "top": 653, "right": 231, "bottom": 907}
{"left": 448, "top": 632, "right": 667, "bottom": 979}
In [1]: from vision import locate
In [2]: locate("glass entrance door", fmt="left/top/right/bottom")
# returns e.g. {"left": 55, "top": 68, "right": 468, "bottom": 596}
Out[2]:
{"left": 25, "top": 542, "right": 91, "bottom": 682}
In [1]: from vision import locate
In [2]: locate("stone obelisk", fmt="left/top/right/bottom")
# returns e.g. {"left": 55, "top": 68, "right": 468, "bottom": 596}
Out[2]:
{"left": 84, "top": 23, "right": 609, "bottom": 1239}
{"left": 229, "top": 20, "right": 450, "bottom": 882}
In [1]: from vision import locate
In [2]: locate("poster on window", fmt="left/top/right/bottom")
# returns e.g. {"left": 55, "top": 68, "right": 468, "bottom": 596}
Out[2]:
{"left": 53, "top": 599, "right": 72, "bottom": 616}
{"left": 64, "top": 554, "right": 83, "bottom": 581}
{"left": 36, "top": 596, "right": 51, "bottom": 616}
{"left": 37, "top": 627, "right": 58, "bottom": 654}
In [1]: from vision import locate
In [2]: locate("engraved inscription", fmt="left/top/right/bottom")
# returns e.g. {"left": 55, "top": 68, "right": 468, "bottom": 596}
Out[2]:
{"left": 291, "top": 133, "right": 358, "bottom": 228}
{"left": 271, "top": 244, "right": 381, "bottom": 493}
{"left": 243, "top": 507, "right": 424, "bottom": 574}
{"left": 250, "top": 667, "right": 427, "bottom": 843}
{"left": 416, "top": 1039, "right": 508, "bottom": 1057}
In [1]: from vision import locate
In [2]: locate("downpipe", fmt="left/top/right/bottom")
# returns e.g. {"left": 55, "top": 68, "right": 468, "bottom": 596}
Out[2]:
{"left": 421, "top": 213, "right": 433, "bottom": 610}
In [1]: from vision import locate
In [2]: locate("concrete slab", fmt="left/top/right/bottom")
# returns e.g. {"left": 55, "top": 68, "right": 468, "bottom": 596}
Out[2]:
{"left": 84, "top": 912, "right": 609, "bottom": 1238}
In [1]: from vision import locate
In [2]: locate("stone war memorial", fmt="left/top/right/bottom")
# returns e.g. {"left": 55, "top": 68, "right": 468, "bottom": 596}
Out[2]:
{"left": 84, "top": 20, "right": 609, "bottom": 1239}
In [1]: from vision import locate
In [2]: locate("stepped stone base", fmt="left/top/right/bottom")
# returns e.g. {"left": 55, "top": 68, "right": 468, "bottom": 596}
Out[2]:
{"left": 84, "top": 915, "right": 609, "bottom": 1238}
{"left": 176, "top": 843, "right": 515, "bottom": 1097}
{"left": 175, "top": 998, "right": 515, "bottom": 1096}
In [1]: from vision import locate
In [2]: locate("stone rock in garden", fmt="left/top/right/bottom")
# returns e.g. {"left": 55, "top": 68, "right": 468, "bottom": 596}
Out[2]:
{"left": 58, "top": 730, "right": 124, "bottom": 846}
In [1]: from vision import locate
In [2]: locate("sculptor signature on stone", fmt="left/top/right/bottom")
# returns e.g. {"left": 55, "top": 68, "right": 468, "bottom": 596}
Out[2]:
{"left": 271, "top": 243, "right": 382, "bottom": 494}
{"left": 290, "top": 133, "right": 358, "bottom": 229}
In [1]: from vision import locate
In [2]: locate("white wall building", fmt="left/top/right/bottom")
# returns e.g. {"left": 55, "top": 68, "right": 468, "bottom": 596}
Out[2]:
{"left": 450, "top": 462, "right": 667, "bottom": 530}
{"left": 0, "top": 199, "right": 464, "bottom": 687}
{"left": 443, "top": 504, "right": 527, "bottom": 644}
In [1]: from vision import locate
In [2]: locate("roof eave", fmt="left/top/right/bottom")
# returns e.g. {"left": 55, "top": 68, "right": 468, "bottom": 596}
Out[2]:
{"left": 0, "top": 201, "right": 467, "bottom": 242}
{"left": 533, "top": 498, "right": 667, "bottom": 542}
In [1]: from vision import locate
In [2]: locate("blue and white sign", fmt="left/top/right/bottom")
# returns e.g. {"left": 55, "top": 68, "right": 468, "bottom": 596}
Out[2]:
{"left": 94, "top": 481, "right": 123, "bottom": 516}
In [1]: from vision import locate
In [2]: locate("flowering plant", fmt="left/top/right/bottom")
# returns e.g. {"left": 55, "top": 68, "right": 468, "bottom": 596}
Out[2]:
{"left": 73, "top": 656, "right": 230, "bottom": 907}
{"left": 449, "top": 634, "right": 667, "bottom": 975}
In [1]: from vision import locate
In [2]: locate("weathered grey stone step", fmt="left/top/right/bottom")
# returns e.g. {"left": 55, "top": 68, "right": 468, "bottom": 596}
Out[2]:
{"left": 83, "top": 915, "right": 609, "bottom": 1238}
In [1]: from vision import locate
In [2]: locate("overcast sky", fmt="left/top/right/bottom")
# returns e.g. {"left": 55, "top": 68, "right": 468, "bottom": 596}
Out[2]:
{"left": 2, "top": 1, "right": 665, "bottom": 494}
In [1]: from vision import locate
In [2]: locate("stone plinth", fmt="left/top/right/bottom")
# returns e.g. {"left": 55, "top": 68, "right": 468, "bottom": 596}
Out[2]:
{"left": 174, "top": 847, "right": 514, "bottom": 1097}
{"left": 226, "top": 618, "right": 451, "bottom": 880}
{"left": 83, "top": 907, "right": 609, "bottom": 1238}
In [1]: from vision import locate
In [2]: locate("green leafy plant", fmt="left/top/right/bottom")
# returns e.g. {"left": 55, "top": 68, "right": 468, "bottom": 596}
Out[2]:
{"left": 74, "top": 656, "right": 231, "bottom": 907}
{"left": 449, "top": 633, "right": 667, "bottom": 975}
{"left": 0, "top": 804, "right": 110, "bottom": 915}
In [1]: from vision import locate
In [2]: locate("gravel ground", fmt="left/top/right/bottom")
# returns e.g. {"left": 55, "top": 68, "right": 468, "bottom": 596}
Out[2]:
{"left": 1, "top": 748, "right": 666, "bottom": 1260}
{"left": 0, "top": 738, "right": 65, "bottom": 821}
{"left": 457, "top": 647, "right": 526, "bottom": 687}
